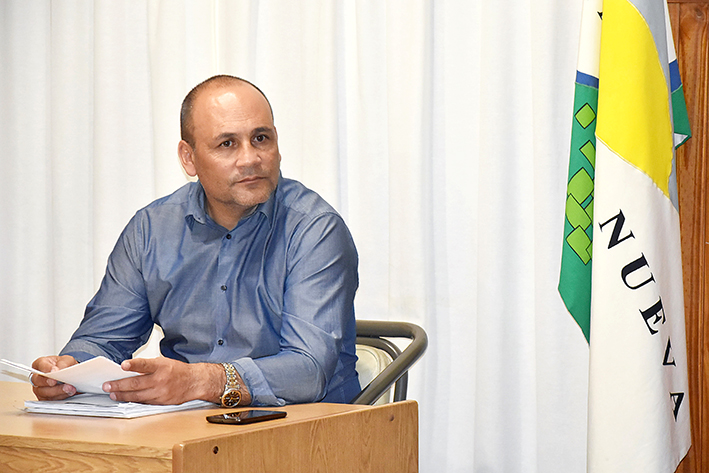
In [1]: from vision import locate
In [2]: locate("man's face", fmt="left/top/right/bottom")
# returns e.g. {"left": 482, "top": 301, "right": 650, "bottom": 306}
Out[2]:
{"left": 179, "top": 82, "right": 281, "bottom": 228}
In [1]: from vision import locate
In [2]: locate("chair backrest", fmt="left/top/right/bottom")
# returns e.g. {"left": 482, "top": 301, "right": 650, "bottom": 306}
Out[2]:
{"left": 351, "top": 320, "right": 428, "bottom": 405}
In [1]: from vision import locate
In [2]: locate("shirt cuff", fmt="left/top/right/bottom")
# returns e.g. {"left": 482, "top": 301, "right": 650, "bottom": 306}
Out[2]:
{"left": 233, "top": 358, "right": 286, "bottom": 407}
{"left": 60, "top": 339, "right": 119, "bottom": 363}
{"left": 59, "top": 351, "right": 97, "bottom": 363}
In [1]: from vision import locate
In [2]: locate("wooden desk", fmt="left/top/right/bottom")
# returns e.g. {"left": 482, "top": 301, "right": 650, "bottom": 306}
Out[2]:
{"left": 0, "top": 382, "right": 418, "bottom": 472}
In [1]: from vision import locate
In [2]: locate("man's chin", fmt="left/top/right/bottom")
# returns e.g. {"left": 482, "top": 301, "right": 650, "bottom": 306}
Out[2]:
{"left": 232, "top": 190, "right": 273, "bottom": 209}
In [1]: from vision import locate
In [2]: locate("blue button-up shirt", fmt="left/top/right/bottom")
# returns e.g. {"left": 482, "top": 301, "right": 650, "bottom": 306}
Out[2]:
{"left": 61, "top": 177, "right": 360, "bottom": 405}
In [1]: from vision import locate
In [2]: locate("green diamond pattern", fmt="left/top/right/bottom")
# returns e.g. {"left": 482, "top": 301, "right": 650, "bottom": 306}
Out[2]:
{"left": 575, "top": 103, "right": 596, "bottom": 129}
{"left": 579, "top": 140, "right": 596, "bottom": 167}
{"left": 568, "top": 169, "right": 593, "bottom": 206}
{"left": 566, "top": 227, "right": 593, "bottom": 264}
{"left": 566, "top": 195, "right": 592, "bottom": 230}
{"left": 564, "top": 167, "right": 594, "bottom": 265}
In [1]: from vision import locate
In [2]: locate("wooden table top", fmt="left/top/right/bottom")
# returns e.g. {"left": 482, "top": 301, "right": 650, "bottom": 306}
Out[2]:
{"left": 0, "top": 381, "right": 372, "bottom": 460}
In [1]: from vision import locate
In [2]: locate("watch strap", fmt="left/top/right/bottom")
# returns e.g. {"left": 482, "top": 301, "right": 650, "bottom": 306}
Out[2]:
{"left": 220, "top": 362, "right": 242, "bottom": 407}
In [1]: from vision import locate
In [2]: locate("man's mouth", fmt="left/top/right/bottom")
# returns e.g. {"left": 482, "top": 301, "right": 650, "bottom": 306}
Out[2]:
{"left": 237, "top": 175, "right": 263, "bottom": 184}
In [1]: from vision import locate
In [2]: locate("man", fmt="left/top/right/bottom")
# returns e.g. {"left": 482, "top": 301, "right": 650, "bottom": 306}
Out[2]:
{"left": 31, "top": 75, "right": 360, "bottom": 407}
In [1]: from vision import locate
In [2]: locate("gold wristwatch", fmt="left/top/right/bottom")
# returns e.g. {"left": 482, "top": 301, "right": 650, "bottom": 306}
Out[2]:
{"left": 220, "top": 362, "right": 242, "bottom": 407}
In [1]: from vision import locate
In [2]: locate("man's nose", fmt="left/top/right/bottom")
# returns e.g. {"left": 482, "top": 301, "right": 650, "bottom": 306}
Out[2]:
{"left": 235, "top": 143, "right": 261, "bottom": 168}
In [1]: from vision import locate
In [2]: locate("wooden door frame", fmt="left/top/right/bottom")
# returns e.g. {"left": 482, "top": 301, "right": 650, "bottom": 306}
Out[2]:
{"left": 669, "top": 2, "right": 709, "bottom": 472}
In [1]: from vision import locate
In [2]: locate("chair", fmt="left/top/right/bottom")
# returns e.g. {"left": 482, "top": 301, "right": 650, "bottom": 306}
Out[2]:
{"left": 350, "top": 320, "right": 428, "bottom": 405}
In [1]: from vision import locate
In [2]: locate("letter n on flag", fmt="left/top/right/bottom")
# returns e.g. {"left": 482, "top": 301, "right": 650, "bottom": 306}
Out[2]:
{"left": 559, "top": 0, "right": 692, "bottom": 471}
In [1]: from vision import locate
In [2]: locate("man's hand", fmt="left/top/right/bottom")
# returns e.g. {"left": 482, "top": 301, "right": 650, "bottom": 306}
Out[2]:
{"left": 102, "top": 357, "right": 225, "bottom": 405}
{"left": 31, "top": 355, "right": 79, "bottom": 400}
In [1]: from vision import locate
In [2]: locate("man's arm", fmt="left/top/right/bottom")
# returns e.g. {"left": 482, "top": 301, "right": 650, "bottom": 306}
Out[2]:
{"left": 60, "top": 214, "right": 155, "bottom": 363}
{"left": 31, "top": 213, "right": 156, "bottom": 402}
{"left": 234, "top": 211, "right": 359, "bottom": 405}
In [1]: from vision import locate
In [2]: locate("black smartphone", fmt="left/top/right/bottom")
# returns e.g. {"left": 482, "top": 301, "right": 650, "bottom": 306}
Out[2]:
{"left": 206, "top": 410, "right": 287, "bottom": 425}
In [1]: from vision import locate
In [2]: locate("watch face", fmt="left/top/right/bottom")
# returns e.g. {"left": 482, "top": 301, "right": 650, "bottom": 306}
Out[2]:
{"left": 222, "top": 390, "right": 241, "bottom": 407}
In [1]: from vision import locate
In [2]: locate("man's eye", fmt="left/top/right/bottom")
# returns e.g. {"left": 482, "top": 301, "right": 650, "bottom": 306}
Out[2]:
{"left": 254, "top": 135, "right": 267, "bottom": 143}
{"left": 220, "top": 140, "right": 233, "bottom": 148}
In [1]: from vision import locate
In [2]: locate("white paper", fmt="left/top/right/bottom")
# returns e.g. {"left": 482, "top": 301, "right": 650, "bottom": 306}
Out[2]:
{"left": 0, "top": 356, "right": 141, "bottom": 394}
{"left": 24, "top": 394, "right": 216, "bottom": 418}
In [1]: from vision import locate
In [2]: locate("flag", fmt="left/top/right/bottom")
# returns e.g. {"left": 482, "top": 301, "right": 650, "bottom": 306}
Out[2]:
{"left": 559, "top": 0, "right": 692, "bottom": 471}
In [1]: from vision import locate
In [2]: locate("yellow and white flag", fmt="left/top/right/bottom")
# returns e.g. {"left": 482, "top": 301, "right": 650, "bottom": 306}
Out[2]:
{"left": 560, "top": 0, "right": 692, "bottom": 471}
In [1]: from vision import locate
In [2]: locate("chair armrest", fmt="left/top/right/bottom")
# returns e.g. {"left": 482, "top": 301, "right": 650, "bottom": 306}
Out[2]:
{"left": 350, "top": 321, "right": 428, "bottom": 405}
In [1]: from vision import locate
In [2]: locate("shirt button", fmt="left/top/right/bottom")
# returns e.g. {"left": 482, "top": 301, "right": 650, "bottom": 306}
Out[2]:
{"left": 217, "top": 339, "right": 224, "bottom": 345}
{"left": 221, "top": 285, "right": 227, "bottom": 291}
{"left": 226, "top": 234, "right": 232, "bottom": 240}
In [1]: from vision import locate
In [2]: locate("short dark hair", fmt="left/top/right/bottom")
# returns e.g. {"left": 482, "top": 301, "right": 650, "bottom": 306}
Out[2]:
{"left": 179, "top": 75, "right": 274, "bottom": 148}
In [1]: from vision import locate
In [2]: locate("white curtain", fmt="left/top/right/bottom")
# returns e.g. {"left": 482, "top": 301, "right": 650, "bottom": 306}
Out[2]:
{"left": 0, "top": 1, "right": 590, "bottom": 471}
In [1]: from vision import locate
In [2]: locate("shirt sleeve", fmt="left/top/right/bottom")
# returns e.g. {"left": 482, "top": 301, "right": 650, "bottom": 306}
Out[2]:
{"left": 236, "top": 212, "right": 359, "bottom": 406}
{"left": 60, "top": 214, "right": 154, "bottom": 363}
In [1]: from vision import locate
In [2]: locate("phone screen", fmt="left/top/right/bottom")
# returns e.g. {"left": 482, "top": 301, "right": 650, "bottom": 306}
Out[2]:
{"left": 206, "top": 410, "right": 287, "bottom": 425}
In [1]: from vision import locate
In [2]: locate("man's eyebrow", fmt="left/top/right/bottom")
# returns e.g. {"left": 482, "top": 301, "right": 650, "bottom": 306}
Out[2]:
{"left": 214, "top": 132, "right": 237, "bottom": 142}
{"left": 252, "top": 126, "right": 275, "bottom": 135}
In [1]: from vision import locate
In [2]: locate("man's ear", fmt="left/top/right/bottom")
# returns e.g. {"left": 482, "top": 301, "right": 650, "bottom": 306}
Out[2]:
{"left": 178, "top": 140, "right": 198, "bottom": 177}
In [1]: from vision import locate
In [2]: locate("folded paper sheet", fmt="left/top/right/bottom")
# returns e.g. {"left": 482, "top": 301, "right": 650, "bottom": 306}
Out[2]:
{"left": 1, "top": 356, "right": 140, "bottom": 394}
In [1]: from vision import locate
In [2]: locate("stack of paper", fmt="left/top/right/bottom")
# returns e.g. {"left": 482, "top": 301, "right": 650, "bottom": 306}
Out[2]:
{"left": 24, "top": 394, "right": 216, "bottom": 419}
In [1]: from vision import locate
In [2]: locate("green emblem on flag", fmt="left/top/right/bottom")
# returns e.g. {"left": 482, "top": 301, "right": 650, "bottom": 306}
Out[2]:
{"left": 559, "top": 80, "right": 598, "bottom": 342}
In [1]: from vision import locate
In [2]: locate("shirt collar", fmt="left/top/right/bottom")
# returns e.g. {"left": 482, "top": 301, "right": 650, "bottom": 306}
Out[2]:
{"left": 185, "top": 177, "right": 280, "bottom": 228}
{"left": 256, "top": 175, "right": 279, "bottom": 227}
{"left": 185, "top": 181, "right": 209, "bottom": 225}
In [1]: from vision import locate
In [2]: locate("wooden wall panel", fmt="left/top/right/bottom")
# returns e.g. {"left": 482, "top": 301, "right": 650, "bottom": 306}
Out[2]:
{"left": 670, "top": 2, "right": 709, "bottom": 473}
